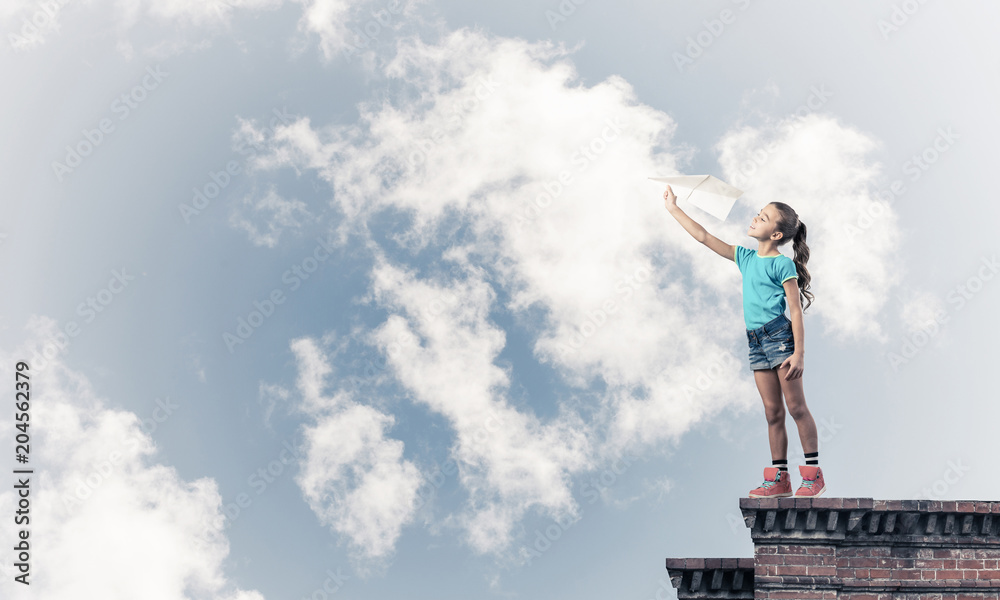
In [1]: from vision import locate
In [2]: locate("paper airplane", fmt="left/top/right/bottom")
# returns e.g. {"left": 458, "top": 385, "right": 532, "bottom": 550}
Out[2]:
{"left": 648, "top": 174, "right": 743, "bottom": 221}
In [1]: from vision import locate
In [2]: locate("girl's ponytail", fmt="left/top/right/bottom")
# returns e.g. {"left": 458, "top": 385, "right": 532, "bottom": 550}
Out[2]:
{"left": 770, "top": 203, "right": 814, "bottom": 312}
{"left": 791, "top": 221, "right": 814, "bottom": 312}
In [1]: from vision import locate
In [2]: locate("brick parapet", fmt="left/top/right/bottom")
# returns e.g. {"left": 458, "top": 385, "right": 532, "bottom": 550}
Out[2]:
{"left": 743, "top": 498, "right": 1000, "bottom": 598}
{"left": 739, "top": 498, "right": 1000, "bottom": 545}
{"left": 665, "top": 558, "right": 755, "bottom": 599}
{"left": 667, "top": 498, "right": 1000, "bottom": 599}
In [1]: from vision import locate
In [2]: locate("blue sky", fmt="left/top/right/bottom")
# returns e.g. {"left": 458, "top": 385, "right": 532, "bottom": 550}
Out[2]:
{"left": 1, "top": 1, "right": 999, "bottom": 599}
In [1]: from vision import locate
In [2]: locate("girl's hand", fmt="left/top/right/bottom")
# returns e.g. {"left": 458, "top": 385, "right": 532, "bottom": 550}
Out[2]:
{"left": 779, "top": 354, "right": 804, "bottom": 380}
{"left": 663, "top": 185, "right": 677, "bottom": 209}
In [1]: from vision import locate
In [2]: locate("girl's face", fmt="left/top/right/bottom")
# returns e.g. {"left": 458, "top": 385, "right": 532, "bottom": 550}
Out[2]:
{"left": 749, "top": 204, "right": 782, "bottom": 241}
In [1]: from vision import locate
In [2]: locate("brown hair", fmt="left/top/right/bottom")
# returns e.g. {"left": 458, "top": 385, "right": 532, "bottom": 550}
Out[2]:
{"left": 768, "top": 202, "right": 814, "bottom": 312}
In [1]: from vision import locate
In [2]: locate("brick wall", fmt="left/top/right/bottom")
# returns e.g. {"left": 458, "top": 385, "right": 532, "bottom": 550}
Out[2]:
{"left": 666, "top": 498, "right": 1000, "bottom": 599}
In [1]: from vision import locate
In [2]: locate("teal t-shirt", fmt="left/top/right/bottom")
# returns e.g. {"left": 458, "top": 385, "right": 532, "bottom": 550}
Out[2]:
{"left": 735, "top": 245, "right": 798, "bottom": 330}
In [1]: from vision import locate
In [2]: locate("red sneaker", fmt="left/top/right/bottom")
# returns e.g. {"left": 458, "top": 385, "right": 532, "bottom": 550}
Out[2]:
{"left": 748, "top": 467, "right": 792, "bottom": 498}
{"left": 795, "top": 465, "right": 826, "bottom": 497}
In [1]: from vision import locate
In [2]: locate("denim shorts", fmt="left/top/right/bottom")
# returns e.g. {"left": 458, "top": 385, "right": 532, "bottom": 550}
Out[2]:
{"left": 746, "top": 313, "right": 795, "bottom": 370}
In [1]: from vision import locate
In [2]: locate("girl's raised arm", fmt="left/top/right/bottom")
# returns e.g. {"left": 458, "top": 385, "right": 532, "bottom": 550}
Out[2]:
{"left": 664, "top": 186, "right": 735, "bottom": 262}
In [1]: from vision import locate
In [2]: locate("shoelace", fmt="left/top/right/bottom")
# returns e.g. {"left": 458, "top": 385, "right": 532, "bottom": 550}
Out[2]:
{"left": 799, "top": 478, "right": 817, "bottom": 488}
{"left": 759, "top": 474, "right": 782, "bottom": 488}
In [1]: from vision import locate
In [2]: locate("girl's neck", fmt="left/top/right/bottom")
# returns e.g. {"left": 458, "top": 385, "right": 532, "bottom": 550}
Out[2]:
{"left": 757, "top": 241, "right": 781, "bottom": 256}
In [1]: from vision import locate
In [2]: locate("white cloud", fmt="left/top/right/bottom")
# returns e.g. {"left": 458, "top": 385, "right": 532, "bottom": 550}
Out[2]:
{"left": 715, "top": 113, "right": 906, "bottom": 343}
{"left": 289, "top": 0, "right": 427, "bottom": 64}
{"left": 290, "top": 0, "right": 353, "bottom": 62}
{"left": 284, "top": 337, "right": 422, "bottom": 564}
{"left": 0, "top": 316, "right": 264, "bottom": 600}
{"left": 365, "top": 256, "right": 593, "bottom": 554}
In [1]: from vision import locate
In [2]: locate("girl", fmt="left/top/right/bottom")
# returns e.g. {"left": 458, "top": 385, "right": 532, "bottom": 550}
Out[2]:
{"left": 663, "top": 185, "right": 824, "bottom": 498}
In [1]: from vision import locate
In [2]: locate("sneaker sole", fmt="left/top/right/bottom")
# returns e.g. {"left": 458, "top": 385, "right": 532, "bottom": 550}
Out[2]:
{"left": 748, "top": 492, "right": 793, "bottom": 498}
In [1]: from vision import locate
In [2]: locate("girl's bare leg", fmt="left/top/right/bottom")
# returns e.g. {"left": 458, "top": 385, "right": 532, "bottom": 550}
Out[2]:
{"left": 775, "top": 362, "right": 818, "bottom": 454}
{"left": 753, "top": 368, "right": 787, "bottom": 460}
